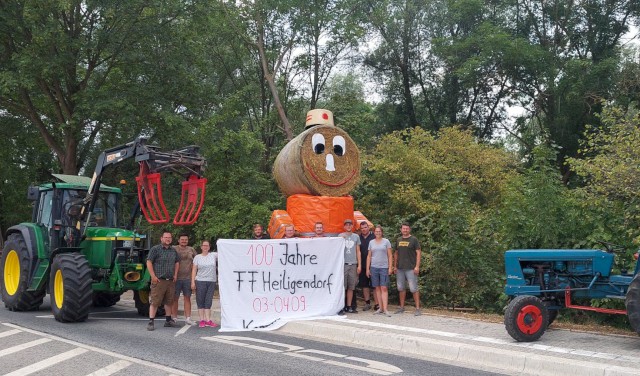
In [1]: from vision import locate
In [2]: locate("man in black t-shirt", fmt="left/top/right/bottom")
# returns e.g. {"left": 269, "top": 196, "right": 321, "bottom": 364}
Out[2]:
{"left": 394, "top": 222, "right": 422, "bottom": 316}
{"left": 353, "top": 222, "right": 376, "bottom": 311}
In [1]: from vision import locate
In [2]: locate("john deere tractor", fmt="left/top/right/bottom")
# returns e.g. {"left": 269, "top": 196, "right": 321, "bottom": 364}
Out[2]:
{"left": 0, "top": 138, "right": 206, "bottom": 322}
{"left": 503, "top": 243, "right": 640, "bottom": 341}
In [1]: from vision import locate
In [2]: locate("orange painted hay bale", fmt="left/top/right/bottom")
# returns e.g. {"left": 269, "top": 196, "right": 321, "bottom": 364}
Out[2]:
{"left": 286, "top": 194, "right": 354, "bottom": 236}
{"left": 267, "top": 210, "right": 293, "bottom": 239}
{"left": 273, "top": 125, "right": 360, "bottom": 197}
{"left": 353, "top": 211, "right": 373, "bottom": 231}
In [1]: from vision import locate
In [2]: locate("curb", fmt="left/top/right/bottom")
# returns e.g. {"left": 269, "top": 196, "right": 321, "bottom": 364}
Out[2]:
{"left": 278, "top": 320, "right": 638, "bottom": 376}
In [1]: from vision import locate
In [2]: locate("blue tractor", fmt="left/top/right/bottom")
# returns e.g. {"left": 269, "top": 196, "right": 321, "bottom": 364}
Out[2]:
{"left": 503, "top": 245, "right": 640, "bottom": 341}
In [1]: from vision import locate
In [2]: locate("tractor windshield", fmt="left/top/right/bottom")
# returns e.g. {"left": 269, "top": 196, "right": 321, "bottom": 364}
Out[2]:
{"left": 63, "top": 190, "right": 118, "bottom": 228}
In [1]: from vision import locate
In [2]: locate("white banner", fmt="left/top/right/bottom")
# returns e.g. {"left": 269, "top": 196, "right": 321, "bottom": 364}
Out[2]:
{"left": 217, "top": 237, "right": 345, "bottom": 331}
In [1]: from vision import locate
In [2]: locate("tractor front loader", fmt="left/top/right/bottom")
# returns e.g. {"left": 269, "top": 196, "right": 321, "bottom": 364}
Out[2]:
{"left": 0, "top": 138, "right": 206, "bottom": 322}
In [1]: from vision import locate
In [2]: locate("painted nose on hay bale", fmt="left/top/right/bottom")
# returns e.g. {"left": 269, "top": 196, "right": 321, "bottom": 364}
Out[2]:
{"left": 273, "top": 124, "right": 360, "bottom": 197}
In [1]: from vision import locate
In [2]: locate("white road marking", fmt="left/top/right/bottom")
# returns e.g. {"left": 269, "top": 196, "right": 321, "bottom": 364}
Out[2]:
{"left": 202, "top": 336, "right": 402, "bottom": 374}
{"left": 2, "top": 323, "right": 197, "bottom": 376}
{"left": 339, "top": 318, "right": 640, "bottom": 363}
{"left": 4, "top": 348, "right": 88, "bottom": 376}
{"left": 0, "top": 329, "right": 21, "bottom": 338}
{"left": 322, "top": 359, "right": 392, "bottom": 375}
{"left": 0, "top": 338, "right": 52, "bottom": 357}
{"left": 175, "top": 324, "right": 191, "bottom": 336}
{"left": 85, "top": 359, "right": 132, "bottom": 376}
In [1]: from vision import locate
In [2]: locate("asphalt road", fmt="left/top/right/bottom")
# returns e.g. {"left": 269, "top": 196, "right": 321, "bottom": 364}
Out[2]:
{"left": 0, "top": 297, "right": 504, "bottom": 376}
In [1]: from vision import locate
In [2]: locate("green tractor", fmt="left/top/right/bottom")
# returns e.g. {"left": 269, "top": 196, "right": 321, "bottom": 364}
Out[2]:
{"left": 0, "top": 138, "right": 206, "bottom": 322}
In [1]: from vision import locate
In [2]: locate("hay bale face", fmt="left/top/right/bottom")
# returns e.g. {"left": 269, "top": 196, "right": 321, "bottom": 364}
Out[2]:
{"left": 274, "top": 125, "right": 360, "bottom": 197}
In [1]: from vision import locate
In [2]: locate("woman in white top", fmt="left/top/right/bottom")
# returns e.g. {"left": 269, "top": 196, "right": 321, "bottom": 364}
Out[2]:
{"left": 191, "top": 240, "right": 218, "bottom": 328}
{"left": 366, "top": 225, "right": 393, "bottom": 316}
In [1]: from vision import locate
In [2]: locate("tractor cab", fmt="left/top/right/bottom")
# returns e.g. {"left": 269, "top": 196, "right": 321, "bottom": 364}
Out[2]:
{"left": 30, "top": 174, "right": 121, "bottom": 250}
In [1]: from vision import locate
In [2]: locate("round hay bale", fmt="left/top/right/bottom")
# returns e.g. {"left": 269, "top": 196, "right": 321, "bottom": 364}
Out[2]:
{"left": 273, "top": 125, "right": 360, "bottom": 197}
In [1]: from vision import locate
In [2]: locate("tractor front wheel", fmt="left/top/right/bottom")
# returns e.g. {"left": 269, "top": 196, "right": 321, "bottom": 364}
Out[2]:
{"left": 505, "top": 295, "right": 549, "bottom": 342}
{"left": 50, "top": 253, "right": 93, "bottom": 322}
{"left": 625, "top": 274, "right": 640, "bottom": 334}
{"left": 0, "top": 233, "right": 45, "bottom": 311}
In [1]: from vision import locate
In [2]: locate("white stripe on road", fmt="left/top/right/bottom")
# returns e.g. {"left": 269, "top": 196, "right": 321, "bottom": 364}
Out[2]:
{"left": 0, "top": 338, "right": 52, "bottom": 357}
{"left": 4, "top": 348, "right": 88, "bottom": 376}
{"left": 175, "top": 324, "right": 191, "bottom": 337}
{"left": 203, "top": 336, "right": 401, "bottom": 374}
{"left": 2, "top": 323, "right": 197, "bottom": 376}
{"left": 339, "top": 318, "right": 640, "bottom": 363}
{"left": 85, "top": 360, "right": 132, "bottom": 376}
{"left": 0, "top": 329, "right": 21, "bottom": 338}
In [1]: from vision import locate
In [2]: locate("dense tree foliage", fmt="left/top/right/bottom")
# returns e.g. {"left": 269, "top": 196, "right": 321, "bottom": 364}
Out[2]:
{"left": 1, "top": 0, "right": 640, "bottom": 311}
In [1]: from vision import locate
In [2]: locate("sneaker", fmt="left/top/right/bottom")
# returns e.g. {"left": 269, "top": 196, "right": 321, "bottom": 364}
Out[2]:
{"left": 363, "top": 303, "right": 371, "bottom": 311}
{"left": 337, "top": 309, "right": 345, "bottom": 316}
{"left": 384, "top": 311, "right": 392, "bottom": 317}
{"left": 146, "top": 321, "right": 154, "bottom": 331}
{"left": 206, "top": 320, "right": 219, "bottom": 328}
{"left": 164, "top": 319, "right": 179, "bottom": 328}
{"left": 394, "top": 307, "right": 405, "bottom": 314}
{"left": 373, "top": 304, "right": 380, "bottom": 311}
{"left": 199, "top": 320, "right": 206, "bottom": 328}
{"left": 185, "top": 318, "right": 195, "bottom": 326}
{"left": 373, "top": 309, "right": 382, "bottom": 315}
{"left": 414, "top": 309, "right": 421, "bottom": 316}
{"left": 347, "top": 307, "right": 358, "bottom": 313}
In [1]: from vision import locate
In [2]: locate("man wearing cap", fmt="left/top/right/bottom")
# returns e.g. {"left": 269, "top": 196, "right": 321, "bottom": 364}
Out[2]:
{"left": 339, "top": 219, "right": 361, "bottom": 314}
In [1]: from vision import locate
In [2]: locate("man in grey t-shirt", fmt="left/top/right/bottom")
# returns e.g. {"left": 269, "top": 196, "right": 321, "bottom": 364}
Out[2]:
{"left": 339, "top": 219, "right": 361, "bottom": 314}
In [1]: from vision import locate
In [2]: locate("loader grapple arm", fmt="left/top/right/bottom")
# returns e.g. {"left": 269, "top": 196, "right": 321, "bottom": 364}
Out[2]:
{"left": 135, "top": 144, "right": 207, "bottom": 226}
{"left": 136, "top": 164, "right": 169, "bottom": 224}
{"left": 82, "top": 138, "right": 207, "bottom": 230}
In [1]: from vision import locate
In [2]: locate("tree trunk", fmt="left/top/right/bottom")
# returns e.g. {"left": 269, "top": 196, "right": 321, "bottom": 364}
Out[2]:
{"left": 256, "top": 20, "right": 293, "bottom": 141}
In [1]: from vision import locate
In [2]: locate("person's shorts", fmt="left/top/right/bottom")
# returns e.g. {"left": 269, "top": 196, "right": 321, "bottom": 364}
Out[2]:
{"left": 396, "top": 268, "right": 418, "bottom": 292}
{"left": 175, "top": 279, "right": 192, "bottom": 297}
{"left": 344, "top": 264, "right": 358, "bottom": 290}
{"left": 358, "top": 269, "right": 371, "bottom": 288}
{"left": 150, "top": 279, "right": 175, "bottom": 306}
{"left": 370, "top": 267, "right": 390, "bottom": 287}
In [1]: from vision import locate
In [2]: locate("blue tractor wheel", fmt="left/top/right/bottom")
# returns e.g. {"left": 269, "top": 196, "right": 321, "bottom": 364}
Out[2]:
{"left": 505, "top": 295, "right": 549, "bottom": 342}
{"left": 625, "top": 274, "right": 640, "bottom": 334}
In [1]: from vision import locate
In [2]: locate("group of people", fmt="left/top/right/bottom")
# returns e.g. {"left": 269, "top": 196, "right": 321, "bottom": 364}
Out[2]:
{"left": 252, "top": 220, "right": 423, "bottom": 317}
{"left": 145, "top": 220, "right": 422, "bottom": 331}
{"left": 145, "top": 232, "right": 218, "bottom": 331}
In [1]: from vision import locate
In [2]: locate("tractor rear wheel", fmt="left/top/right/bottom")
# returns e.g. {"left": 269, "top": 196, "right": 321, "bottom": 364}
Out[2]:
{"left": 134, "top": 290, "right": 165, "bottom": 317}
{"left": 92, "top": 292, "right": 121, "bottom": 307}
{"left": 50, "top": 253, "right": 93, "bottom": 322}
{"left": 625, "top": 274, "right": 640, "bottom": 333}
{"left": 0, "top": 233, "right": 45, "bottom": 311}
{"left": 505, "top": 295, "right": 549, "bottom": 342}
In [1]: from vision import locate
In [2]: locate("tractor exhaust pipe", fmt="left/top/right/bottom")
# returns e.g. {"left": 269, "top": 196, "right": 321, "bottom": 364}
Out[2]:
{"left": 124, "top": 271, "right": 141, "bottom": 282}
